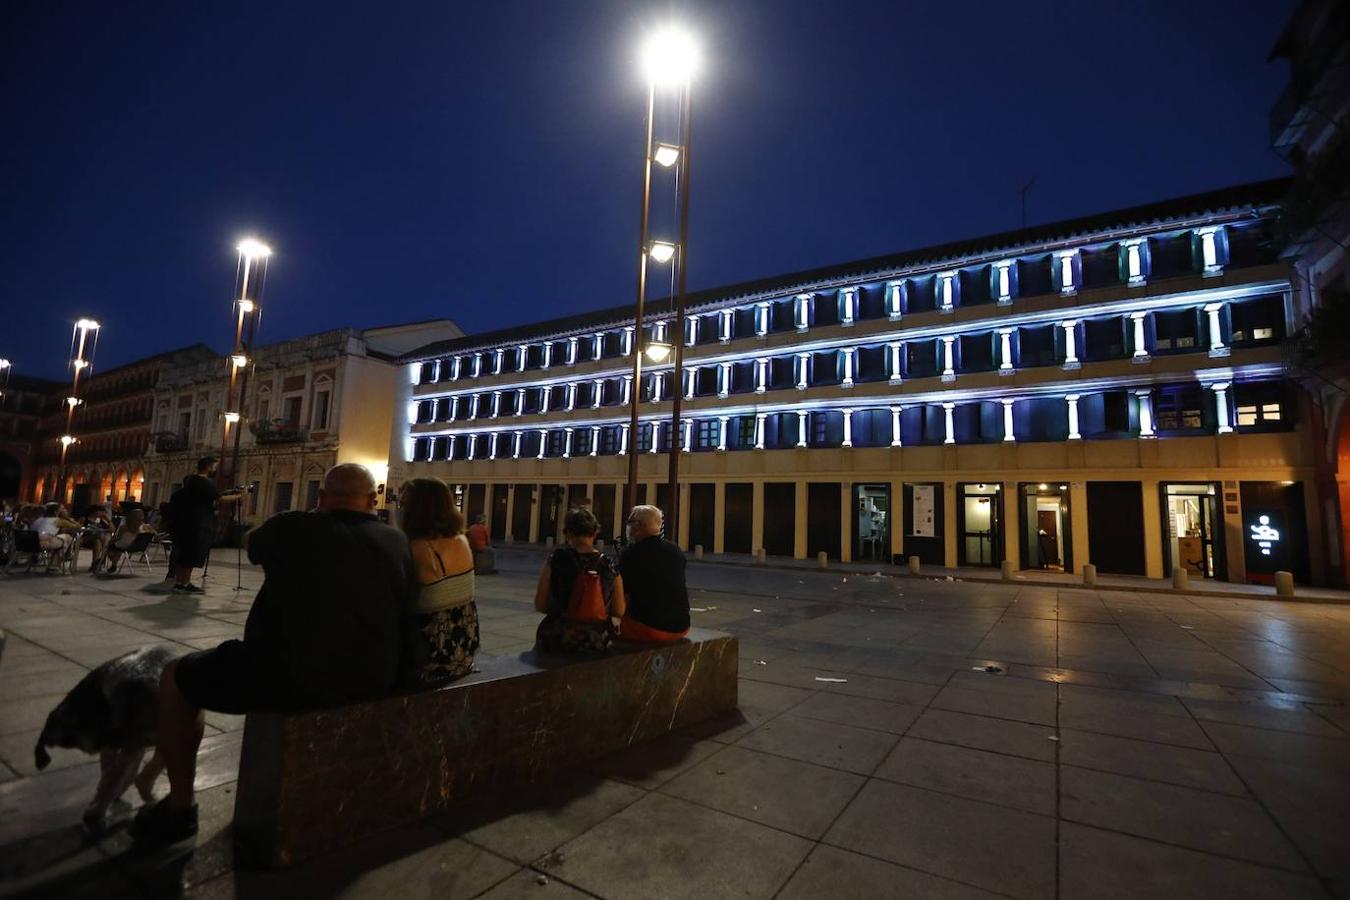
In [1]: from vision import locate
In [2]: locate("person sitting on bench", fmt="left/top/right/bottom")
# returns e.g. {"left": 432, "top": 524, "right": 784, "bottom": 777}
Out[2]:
{"left": 132, "top": 464, "right": 415, "bottom": 844}
{"left": 617, "top": 505, "right": 690, "bottom": 643}
{"left": 533, "top": 507, "right": 626, "bottom": 653}
{"left": 466, "top": 514, "right": 497, "bottom": 575}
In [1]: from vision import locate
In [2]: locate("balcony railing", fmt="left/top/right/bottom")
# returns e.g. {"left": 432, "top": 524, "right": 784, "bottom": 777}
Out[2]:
{"left": 151, "top": 431, "right": 191, "bottom": 453}
{"left": 250, "top": 418, "right": 307, "bottom": 444}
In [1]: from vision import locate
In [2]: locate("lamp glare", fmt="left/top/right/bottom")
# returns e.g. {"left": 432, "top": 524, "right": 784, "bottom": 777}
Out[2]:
{"left": 236, "top": 237, "right": 273, "bottom": 260}
{"left": 649, "top": 241, "right": 677, "bottom": 264}
{"left": 641, "top": 27, "right": 699, "bottom": 86}
{"left": 653, "top": 144, "right": 681, "bottom": 167}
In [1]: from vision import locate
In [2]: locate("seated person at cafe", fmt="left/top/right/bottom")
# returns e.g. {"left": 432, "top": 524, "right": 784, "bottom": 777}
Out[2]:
{"left": 132, "top": 463, "right": 415, "bottom": 845}
{"left": 104, "top": 508, "right": 155, "bottom": 571}
{"left": 617, "top": 505, "right": 690, "bottom": 643}
{"left": 32, "top": 503, "right": 80, "bottom": 561}
{"left": 533, "top": 507, "right": 625, "bottom": 653}
{"left": 82, "top": 505, "right": 115, "bottom": 572}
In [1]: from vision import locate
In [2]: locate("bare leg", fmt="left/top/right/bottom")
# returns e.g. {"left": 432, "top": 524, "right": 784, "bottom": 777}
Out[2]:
{"left": 134, "top": 750, "right": 165, "bottom": 802}
{"left": 173, "top": 565, "right": 194, "bottom": 586}
{"left": 154, "top": 661, "right": 204, "bottom": 810}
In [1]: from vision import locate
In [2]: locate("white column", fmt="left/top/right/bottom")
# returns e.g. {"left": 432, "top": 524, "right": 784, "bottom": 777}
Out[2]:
{"left": 886, "top": 281, "right": 904, "bottom": 319}
{"left": 942, "top": 402, "right": 956, "bottom": 444}
{"left": 938, "top": 271, "right": 956, "bottom": 313}
{"left": 541, "top": 343, "right": 552, "bottom": 370}
{"left": 537, "top": 429, "right": 547, "bottom": 459}
{"left": 452, "top": 356, "right": 462, "bottom": 380}
{"left": 447, "top": 435, "right": 458, "bottom": 458}
{"left": 1062, "top": 320, "right": 1080, "bottom": 370}
{"left": 512, "top": 431, "right": 522, "bottom": 459}
{"left": 839, "top": 288, "right": 857, "bottom": 326}
{"left": 755, "top": 358, "right": 768, "bottom": 393}
{"left": 565, "top": 383, "right": 577, "bottom": 411}
{"left": 622, "top": 327, "right": 634, "bottom": 356}
{"left": 684, "top": 368, "right": 696, "bottom": 399}
{"left": 469, "top": 394, "right": 480, "bottom": 418}
{"left": 567, "top": 337, "right": 578, "bottom": 365}
{"left": 755, "top": 302, "right": 770, "bottom": 337}
{"left": 428, "top": 359, "right": 440, "bottom": 383}
{"left": 491, "top": 391, "right": 501, "bottom": 417}
{"left": 795, "top": 293, "right": 811, "bottom": 331}
{"left": 1212, "top": 382, "right": 1233, "bottom": 434}
{"left": 890, "top": 406, "right": 903, "bottom": 447}
{"left": 648, "top": 422, "right": 659, "bottom": 454}
{"left": 590, "top": 425, "right": 600, "bottom": 457}
{"left": 1198, "top": 226, "right": 1223, "bottom": 276}
{"left": 998, "top": 328, "right": 1015, "bottom": 374}
{"left": 685, "top": 315, "right": 698, "bottom": 346}
{"left": 719, "top": 309, "right": 733, "bottom": 343}
{"left": 754, "top": 412, "right": 766, "bottom": 449}
{"left": 493, "top": 348, "right": 504, "bottom": 374}
{"left": 941, "top": 336, "right": 956, "bottom": 383}
{"left": 472, "top": 353, "right": 483, "bottom": 377}
{"left": 1136, "top": 389, "right": 1156, "bottom": 438}
{"left": 654, "top": 320, "right": 667, "bottom": 344}
{"left": 842, "top": 408, "right": 854, "bottom": 447}
{"left": 994, "top": 260, "right": 1013, "bottom": 305}
{"left": 796, "top": 410, "right": 808, "bottom": 447}
{"left": 717, "top": 416, "right": 729, "bottom": 452}
{"left": 517, "top": 345, "right": 527, "bottom": 372}
{"left": 681, "top": 419, "right": 692, "bottom": 452}
{"left": 1066, "top": 394, "right": 1082, "bottom": 440}
{"left": 1056, "top": 250, "right": 1077, "bottom": 295}
{"left": 651, "top": 373, "right": 663, "bottom": 403}
{"left": 888, "top": 342, "right": 903, "bottom": 384}
{"left": 450, "top": 396, "right": 461, "bottom": 419}
{"left": 593, "top": 333, "right": 604, "bottom": 360}
{"left": 539, "top": 387, "right": 551, "bottom": 415}
{"left": 1204, "top": 303, "right": 1229, "bottom": 358}
{"left": 592, "top": 379, "right": 603, "bottom": 409}
{"left": 1123, "top": 238, "right": 1146, "bottom": 286}
{"left": 467, "top": 434, "right": 477, "bottom": 458}
{"left": 1130, "top": 312, "right": 1150, "bottom": 362}
{"left": 622, "top": 375, "right": 632, "bottom": 406}
{"left": 1002, "top": 398, "right": 1016, "bottom": 442}
{"left": 842, "top": 348, "right": 855, "bottom": 387}
{"left": 619, "top": 423, "right": 630, "bottom": 455}
{"left": 718, "top": 362, "right": 732, "bottom": 398}
{"left": 489, "top": 432, "right": 499, "bottom": 459}
{"left": 796, "top": 352, "right": 810, "bottom": 390}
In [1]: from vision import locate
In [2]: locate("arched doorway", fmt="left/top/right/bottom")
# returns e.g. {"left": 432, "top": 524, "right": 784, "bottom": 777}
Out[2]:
{"left": 129, "top": 468, "right": 145, "bottom": 503}
{"left": 0, "top": 450, "right": 20, "bottom": 501}
{"left": 114, "top": 469, "right": 129, "bottom": 502}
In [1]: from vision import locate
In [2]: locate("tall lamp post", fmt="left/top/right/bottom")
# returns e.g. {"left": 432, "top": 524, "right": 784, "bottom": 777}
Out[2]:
{"left": 56, "top": 319, "right": 100, "bottom": 504}
{"left": 625, "top": 26, "right": 699, "bottom": 534}
{"left": 221, "top": 237, "right": 272, "bottom": 506}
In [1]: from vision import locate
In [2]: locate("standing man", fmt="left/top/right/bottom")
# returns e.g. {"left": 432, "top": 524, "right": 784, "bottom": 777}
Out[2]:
{"left": 616, "top": 505, "right": 690, "bottom": 642}
{"left": 166, "top": 457, "right": 240, "bottom": 594}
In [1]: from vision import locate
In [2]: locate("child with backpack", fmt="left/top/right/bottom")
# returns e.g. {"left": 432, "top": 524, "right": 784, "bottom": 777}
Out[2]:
{"left": 533, "top": 507, "right": 626, "bottom": 653}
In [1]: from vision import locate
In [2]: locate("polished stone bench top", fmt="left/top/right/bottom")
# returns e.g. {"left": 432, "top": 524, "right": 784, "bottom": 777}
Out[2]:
{"left": 234, "top": 628, "right": 739, "bottom": 868}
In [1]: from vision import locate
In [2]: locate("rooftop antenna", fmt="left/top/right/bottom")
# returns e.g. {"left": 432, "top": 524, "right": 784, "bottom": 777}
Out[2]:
{"left": 1019, "top": 177, "right": 1036, "bottom": 228}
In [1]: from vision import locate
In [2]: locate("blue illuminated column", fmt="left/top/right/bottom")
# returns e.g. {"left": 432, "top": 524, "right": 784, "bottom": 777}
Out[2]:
{"left": 566, "top": 337, "right": 578, "bottom": 365}
{"left": 839, "top": 288, "right": 857, "bottom": 326}
{"left": 593, "top": 333, "right": 604, "bottom": 361}
{"left": 719, "top": 309, "right": 733, "bottom": 343}
{"left": 795, "top": 294, "right": 812, "bottom": 331}
{"left": 754, "top": 302, "right": 771, "bottom": 337}
{"left": 472, "top": 353, "right": 483, "bottom": 377}
{"left": 1122, "top": 238, "right": 1149, "bottom": 287}
{"left": 1055, "top": 250, "right": 1078, "bottom": 295}
{"left": 451, "top": 356, "right": 462, "bottom": 380}
{"left": 493, "top": 349, "right": 504, "bottom": 374}
{"left": 1197, "top": 226, "right": 1225, "bottom": 276}
{"left": 1136, "top": 389, "right": 1156, "bottom": 437}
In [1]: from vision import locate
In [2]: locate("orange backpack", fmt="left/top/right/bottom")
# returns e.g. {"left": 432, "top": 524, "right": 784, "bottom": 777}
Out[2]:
{"left": 566, "top": 568, "right": 609, "bottom": 623}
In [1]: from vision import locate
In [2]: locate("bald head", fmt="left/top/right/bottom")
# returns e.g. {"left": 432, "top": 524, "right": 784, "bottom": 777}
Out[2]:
{"left": 318, "top": 464, "right": 377, "bottom": 513}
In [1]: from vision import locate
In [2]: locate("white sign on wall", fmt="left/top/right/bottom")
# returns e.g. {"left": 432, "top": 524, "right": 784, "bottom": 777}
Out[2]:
{"left": 911, "top": 484, "right": 935, "bottom": 538}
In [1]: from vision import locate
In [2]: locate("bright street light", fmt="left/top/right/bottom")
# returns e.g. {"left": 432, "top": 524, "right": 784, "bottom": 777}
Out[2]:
{"left": 237, "top": 237, "right": 273, "bottom": 260}
{"left": 59, "top": 435, "right": 75, "bottom": 447}
{"left": 648, "top": 241, "right": 677, "bottom": 263}
{"left": 222, "top": 411, "right": 241, "bottom": 424}
{"left": 75, "top": 319, "right": 100, "bottom": 332}
{"left": 0, "top": 359, "right": 11, "bottom": 370}
{"left": 238, "top": 299, "right": 256, "bottom": 313}
{"left": 653, "top": 143, "right": 682, "bottom": 167}
{"left": 645, "top": 341, "right": 673, "bottom": 363}
{"left": 641, "top": 26, "right": 699, "bottom": 86}
{"left": 231, "top": 354, "right": 249, "bottom": 368}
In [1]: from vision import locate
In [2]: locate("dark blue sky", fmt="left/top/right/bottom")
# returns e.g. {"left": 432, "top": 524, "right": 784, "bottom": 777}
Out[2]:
{"left": 3, "top": 0, "right": 1295, "bottom": 379}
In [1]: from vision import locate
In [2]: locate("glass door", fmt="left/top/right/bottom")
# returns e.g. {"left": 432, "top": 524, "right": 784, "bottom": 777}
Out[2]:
{"left": 853, "top": 484, "right": 891, "bottom": 563}
{"left": 958, "top": 483, "right": 1002, "bottom": 567}
{"left": 1164, "top": 483, "right": 1220, "bottom": 578}
{"left": 1020, "top": 482, "right": 1072, "bottom": 572}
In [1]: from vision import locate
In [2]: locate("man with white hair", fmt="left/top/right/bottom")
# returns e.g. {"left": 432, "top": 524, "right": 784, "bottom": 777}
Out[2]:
{"left": 133, "top": 463, "right": 416, "bottom": 844}
{"left": 617, "top": 504, "right": 691, "bottom": 642}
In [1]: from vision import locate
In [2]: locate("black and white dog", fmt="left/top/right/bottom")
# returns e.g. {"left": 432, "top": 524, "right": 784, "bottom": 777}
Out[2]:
{"left": 34, "top": 646, "right": 174, "bottom": 831}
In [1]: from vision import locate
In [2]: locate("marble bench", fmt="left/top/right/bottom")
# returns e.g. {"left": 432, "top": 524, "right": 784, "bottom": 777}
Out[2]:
{"left": 232, "top": 628, "right": 739, "bottom": 868}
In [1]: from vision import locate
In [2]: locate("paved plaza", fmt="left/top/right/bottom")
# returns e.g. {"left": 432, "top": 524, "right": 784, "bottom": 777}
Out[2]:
{"left": 1, "top": 547, "right": 1349, "bottom": 899}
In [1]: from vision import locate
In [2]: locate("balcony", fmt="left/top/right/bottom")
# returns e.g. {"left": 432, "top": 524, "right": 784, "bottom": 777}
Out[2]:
{"left": 251, "top": 418, "right": 307, "bottom": 445}
{"left": 152, "top": 431, "right": 191, "bottom": 453}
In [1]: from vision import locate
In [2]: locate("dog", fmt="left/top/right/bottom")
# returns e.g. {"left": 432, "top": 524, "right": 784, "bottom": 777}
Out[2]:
{"left": 34, "top": 645, "right": 175, "bottom": 831}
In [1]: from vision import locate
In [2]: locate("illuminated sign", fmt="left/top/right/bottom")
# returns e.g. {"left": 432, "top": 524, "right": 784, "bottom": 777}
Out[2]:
{"left": 1248, "top": 515, "right": 1280, "bottom": 557}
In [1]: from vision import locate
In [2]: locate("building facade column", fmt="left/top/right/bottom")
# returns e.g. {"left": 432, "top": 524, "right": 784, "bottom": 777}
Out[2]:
{"left": 794, "top": 480, "right": 808, "bottom": 559}
{"left": 751, "top": 480, "right": 765, "bottom": 556}
{"left": 713, "top": 480, "right": 727, "bottom": 554}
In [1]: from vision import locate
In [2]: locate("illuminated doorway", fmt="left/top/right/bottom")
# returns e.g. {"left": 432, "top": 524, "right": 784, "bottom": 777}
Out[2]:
{"left": 1020, "top": 482, "right": 1073, "bottom": 572}
{"left": 1161, "top": 482, "right": 1223, "bottom": 579}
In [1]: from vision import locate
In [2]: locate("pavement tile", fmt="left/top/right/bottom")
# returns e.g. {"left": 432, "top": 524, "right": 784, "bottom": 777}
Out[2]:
{"left": 787, "top": 691, "right": 923, "bottom": 734}
{"left": 1224, "top": 752, "right": 1350, "bottom": 883}
{"left": 1059, "top": 766, "right": 1305, "bottom": 870}
{"left": 543, "top": 792, "right": 812, "bottom": 899}
{"left": 1059, "top": 822, "right": 1324, "bottom": 900}
{"left": 588, "top": 734, "right": 722, "bottom": 789}
{"left": 1199, "top": 719, "right": 1350, "bottom": 770}
{"left": 660, "top": 745, "right": 865, "bottom": 839}
{"left": 1057, "top": 729, "right": 1247, "bottom": 795}
{"left": 777, "top": 844, "right": 1002, "bottom": 900}
{"left": 735, "top": 713, "right": 899, "bottom": 775}
{"left": 473, "top": 869, "right": 588, "bottom": 899}
{"left": 908, "top": 708, "right": 1058, "bottom": 762}
{"left": 930, "top": 683, "right": 1057, "bottom": 726}
{"left": 1058, "top": 706, "right": 1212, "bottom": 750}
{"left": 825, "top": 779, "right": 1056, "bottom": 899}
{"left": 874, "top": 737, "right": 1056, "bottom": 815}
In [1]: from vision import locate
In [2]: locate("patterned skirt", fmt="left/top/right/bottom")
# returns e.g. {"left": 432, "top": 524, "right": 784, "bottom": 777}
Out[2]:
{"left": 407, "top": 600, "right": 480, "bottom": 688}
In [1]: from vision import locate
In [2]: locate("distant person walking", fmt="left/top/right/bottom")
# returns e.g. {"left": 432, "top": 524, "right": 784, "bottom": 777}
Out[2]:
{"left": 466, "top": 514, "right": 497, "bottom": 574}
{"left": 617, "top": 505, "right": 690, "bottom": 643}
{"left": 165, "top": 457, "right": 239, "bottom": 594}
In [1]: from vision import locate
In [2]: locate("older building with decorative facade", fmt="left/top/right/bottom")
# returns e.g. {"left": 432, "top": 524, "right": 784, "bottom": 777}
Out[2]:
{"left": 144, "top": 321, "right": 461, "bottom": 523}
{"left": 26, "top": 345, "right": 217, "bottom": 508}
{"left": 0, "top": 372, "right": 63, "bottom": 502}
{"left": 392, "top": 179, "right": 1337, "bottom": 585}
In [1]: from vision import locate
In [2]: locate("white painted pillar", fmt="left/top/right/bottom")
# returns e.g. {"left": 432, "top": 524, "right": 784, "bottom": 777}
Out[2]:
{"left": 797, "top": 352, "right": 810, "bottom": 390}
{"left": 888, "top": 342, "right": 903, "bottom": 383}
{"left": 651, "top": 373, "right": 663, "bottom": 404}
{"left": 999, "top": 328, "right": 1015, "bottom": 374}
{"left": 795, "top": 293, "right": 811, "bottom": 331}
{"left": 684, "top": 368, "right": 696, "bottom": 399}
{"left": 1199, "top": 226, "right": 1223, "bottom": 276}
{"left": 886, "top": 281, "right": 904, "bottom": 319}
{"left": 1136, "top": 389, "right": 1156, "bottom": 438}
{"left": 994, "top": 260, "right": 1013, "bottom": 304}
{"left": 517, "top": 345, "right": 528, "bottom": 372}
{"left": 942, "top": 402, "right": 956, "bottom": 444}
{"left": 563, "top": 428, "right": 573, "bottom": 458}
{"left": 539, "top": 387, "right": 551, "bottom": 415}
{"left": 718, "top": 361, "right": 732, "bottom": 398}
{"left": 1062, "top": 320, "right": 1080, "bottom": 370}
{"left": 890, "top": 406, "right": 903, "bottom": 447}
{"left": 1212, "top": 382, "right": 1233, "bottom": 434}
{"left": 622, "top": 327, "right": 634, "bottom": 356}
{"left": 1123, "top": 238, "right": 1146, "bottom": 286}
{"left": 452, "top": 356, "right": 463, "bottom": 380}
{"left": 622, "top": 375, "right": 632, "bottom": 406}
{"left": 842, "top": 408, "right": 854, "bottom": 447}
{"left": 619, "top": 423, "right": 630, "bottom": 455}
{"left": 1066, "top": 394, "right": 1082, "bottom": 440}
{"left": 755, "top": 302, "right": 770, "bottom": 337}
{"left": 471, "top": 353, "right": 482, "bottom": 377}
{"left": 593, "top": 333, "right": 604, "bottom": 360}
{"left": 447, "top": 435, "right": 458, "bottom": 459}
{"left": 719, "top": 309, "right": 733, "bottom": 343}
{"left": 754, "top": 412, "right": 767, "bottom": 449}
{"left": 512, "top": 431, "right": 522, "bottom": 459}
{"left": 1002, "top": 398, "right": 1016, "bottom": 441}
{"left": 1204, "top": 303, "right": 1229, "bottom": 358}
{"left": 1131, "top": 312, "right": 1150, "bottom": 362}
{"left": 649, "top": 422, "right": 659, "bottom": 454}
{"left": 685, "top": 316, "right": 698, "bottom": 346}
{"left": 469, "top": 394, "right": 480, "bottom": 418}
{"left": 681, "top": 419, "right": 692, "bottom": 452}
{"left": 755, "top": 358, "right": 768, "bottom": 393}
{"left": 842, "top": 348, "right": 855, "bottom": 387}
{"left": 493, "top": 348, "right": 504, "bottom": 374}
{"left": 536, "top": 429, "right": 547, "bottom": 460}
{"left": 592, "top": 379, "right": 603, "bottom": 409}
{"left": 489, "top": 432, "right": 499, "bottom": 459}
{"left": 839, "top": 287, "right": 857, "bottom": 326}
{"left": 566, "top": 337, "right": 578, "bottom": 365}
{"left": 717, "top": 416, "right": 729, "bottom": 452}
{"left": 491, "top": 391, "right": 501, "bottom": 417}
{"left": 938, "top": 271, "right": 956, "bottom": 313}
{"left": 590, "top": 425, "right": 599, "bottom": 457}
{"left": 941, "top": 336, "right": 956, "bottom": 383}
{"left": 796, "top": 410, "right": 808, "bottom": 447}
{"left": 450, "top": 396, "right": 461, "bottom": 419}
{"left": 1056, "top": 250, "right": 1077, "bottom": 295}
{"left": 467, "top": 434, "right": 478, "bottom": 458}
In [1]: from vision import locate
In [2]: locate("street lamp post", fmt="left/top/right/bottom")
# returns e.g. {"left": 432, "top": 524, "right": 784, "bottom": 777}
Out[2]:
{"left": 221, "top": 237, "right": 271, "bottom": 510}
{"left": 56, "top": 319, "right": 100, "bottom": 504}
{"left": 665, "top": 85, "right": 693, "bottom": 541}
{"left": 624, "top": 85, "right": 656, "bottom": 519}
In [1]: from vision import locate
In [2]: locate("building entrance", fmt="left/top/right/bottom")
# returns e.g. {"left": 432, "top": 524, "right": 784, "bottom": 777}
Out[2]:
{"left": 958, "top": 483, "right": 1002, "bottom": 567}
{"left": 1020, "top": 483, "right": 1072, "bottom": 572}
{"left": 1162, "top": 483, "right": 1222, "bottom": 578}
{"left": 853, "top": 484, "right": 891, "bottom": 563}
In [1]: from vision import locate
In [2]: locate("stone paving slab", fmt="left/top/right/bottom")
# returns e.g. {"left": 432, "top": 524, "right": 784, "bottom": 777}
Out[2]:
{"left": 1, "top": 545, "right": 1349, "bottom": 898}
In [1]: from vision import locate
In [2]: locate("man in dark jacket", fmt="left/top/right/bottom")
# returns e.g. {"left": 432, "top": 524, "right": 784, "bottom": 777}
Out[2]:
{"left": 165, "top": 456, "right": 240, "bottom": 594}
{"left": 132, "top": 464, "right": 416, "bottom": 844}
{"left": 617, "top": 504, "right": 691, "bottom": 642}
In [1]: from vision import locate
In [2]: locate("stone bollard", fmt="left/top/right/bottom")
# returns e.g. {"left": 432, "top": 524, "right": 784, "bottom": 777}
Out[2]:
{"left": 1275, "top": 570, "right": 1295, "bottom": 598}
{"left": 1172, "top": 568, "right": 1189, "bottom": 591}
{"left": 755, "top": 548, "right": 767, "bottom": 565}
{"left": 545, "top": 536, "right": 555, "bottom": 548}
{"left": 694, "top": 544, "right": 704, "bottom": 560}
{"left": 1001, "top": 559, "right": 1013, "bottom": 581}
{"left": 817, "top": 551, "right": 828, "bottom": 569}
{"left": 907, "top": 556, "right": 921, "bottom": 575}
{"left": 1082, "top": 563, "right": 1097, "bottom": 587}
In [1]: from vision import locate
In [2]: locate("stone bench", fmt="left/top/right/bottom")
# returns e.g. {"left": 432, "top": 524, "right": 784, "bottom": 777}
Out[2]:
{"left": 233, "top": 628, "right": 739, "bottom": 868}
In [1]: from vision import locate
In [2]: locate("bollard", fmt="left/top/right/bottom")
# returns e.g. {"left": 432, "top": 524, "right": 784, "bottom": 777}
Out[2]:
{"left": 1172, "top": 568, "right": 1189, "bottom": 591}
{"left": 1082, "top": 563, "right": 1097, "bottom": 587}
{"left": 694, "top": 544, "right": 704, "bottom": 560}
{"left": 1001, "top": 559, "right": 1013, "bottom": 581}
{"left": 817, "top": 551, "right": 829, "bottom": 569}
{"left": 545, "top": 536, "right": 555, "bottom": 548}
{"left": 755, "top": 548, "right": 767, "bottom": 565}
{"left": 1275, "top": 570, "right": 1295, "bottom": 598}
{"left": 907, "top": 556, "right": 921, "bottom": 575}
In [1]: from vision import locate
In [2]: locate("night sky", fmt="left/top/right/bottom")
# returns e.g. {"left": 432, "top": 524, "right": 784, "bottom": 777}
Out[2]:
{"left": 3, "top": 0, "right": 1295, "bottom": 380}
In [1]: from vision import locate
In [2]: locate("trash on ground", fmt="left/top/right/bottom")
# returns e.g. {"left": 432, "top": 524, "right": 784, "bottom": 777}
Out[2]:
{"left": 972, "top": 665, "right": 1004, "bottom": 674}
{"left": 1048, "top": 735, "right": 1060, "bottom": 742}
{"left": 842, "top": 577, "right": 848, "bottom": 583}
{"left": 815, "top": 676, "right": 848, "bottom": 683}
{"left": 945, "top": 576, "right": 955, "bottom": 582}
{"left": 755, "top": 660, "right": 767, "bottom": 666}
{"left": 752, "top": 608, "right": 762, "bottom": 613}
{"left": 536, "top": 875, "right": 549, "bottom": 886}
{"left": 1179, "top": 625, "right": 1194, "bottom": 630}
{"left": 690, "top": 607, "right": 709, "bottom": 612}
